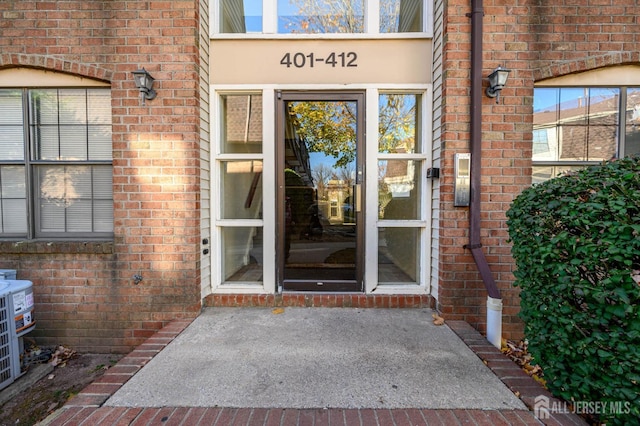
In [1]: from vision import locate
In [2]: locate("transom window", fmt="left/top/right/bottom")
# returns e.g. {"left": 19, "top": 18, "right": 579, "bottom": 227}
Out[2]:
{"left": 0, "top": 88, "right": 113, "bottom": 239}
{"left": 532, "top": 86, "right": 640, "bottom": 183}
{"left": 215, "top": 0, "right": 430, "bottom": 35}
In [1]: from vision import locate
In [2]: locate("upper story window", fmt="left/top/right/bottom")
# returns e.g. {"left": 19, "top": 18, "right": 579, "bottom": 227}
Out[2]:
{"left": 216, "top": 0, "right": 430, "bottom": 35}
{"left": 0, "top": 88, "right": 113, "bottom": 239}
{"left": 532, "top": 86, "right": 640, "bottom": 183}
{"left": 278, "top": 0, "right": 365, "bottom": 33}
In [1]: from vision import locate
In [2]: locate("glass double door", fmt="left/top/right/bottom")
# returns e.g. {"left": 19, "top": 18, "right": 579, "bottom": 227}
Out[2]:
{"left": 276, "top": 92, "right": 364, "bottom": 291}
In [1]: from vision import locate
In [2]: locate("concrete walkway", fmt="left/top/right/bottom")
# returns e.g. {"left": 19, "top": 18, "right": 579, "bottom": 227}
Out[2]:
{"left": 40, "top": 308, "right": 587, "bottom": 425}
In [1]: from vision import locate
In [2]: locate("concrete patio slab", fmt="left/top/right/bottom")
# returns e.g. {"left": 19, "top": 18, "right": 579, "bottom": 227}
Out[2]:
{"left": 104, "top": 308, "right": 526, "bottom": 410}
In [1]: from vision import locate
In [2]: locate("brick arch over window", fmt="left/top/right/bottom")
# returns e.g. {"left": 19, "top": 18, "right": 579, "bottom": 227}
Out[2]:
{"left": 535, "top": 51, "right": 640, "bottom": 82}
{"left": 0, "top": 54, "right": 112, "bottom": 82}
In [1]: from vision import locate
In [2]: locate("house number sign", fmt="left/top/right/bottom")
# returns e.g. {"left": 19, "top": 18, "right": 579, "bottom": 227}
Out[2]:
{"left": 280, "top": 52, "right": 358, "bottom": 68}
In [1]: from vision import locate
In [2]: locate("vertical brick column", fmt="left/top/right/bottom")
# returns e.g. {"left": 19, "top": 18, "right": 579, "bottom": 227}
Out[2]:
{"left": 0, "top": 0, "right": 203, "bottom": 351}
{"left": 108, "top": 0, "right": 202, "bottom": 349}
{"left": 438, "top": 0, "right": 640, "bottom": 340}
{"left": 437, "top": 0, "right": 534, "bottom": 339}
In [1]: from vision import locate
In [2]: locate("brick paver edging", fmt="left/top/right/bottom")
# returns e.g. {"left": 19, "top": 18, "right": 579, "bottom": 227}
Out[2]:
{"left": 447, "top": 321, "right": 588, "bottom": 426}
{"left": 40, "top": 316, "right": 572, "bottom": 426}
{"left": 39, "top": 319, "right": 194, "bottom": 425}
{"left": 43, "top": 406, "right": 544, "bottom": 425}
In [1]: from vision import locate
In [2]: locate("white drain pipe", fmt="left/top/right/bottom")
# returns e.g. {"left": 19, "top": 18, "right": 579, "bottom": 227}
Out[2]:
{"left": 486, "top": 296, "right": 503, "bottom": 348}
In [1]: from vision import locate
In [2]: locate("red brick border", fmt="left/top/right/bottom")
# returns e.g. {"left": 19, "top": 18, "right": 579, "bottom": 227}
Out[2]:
{"left": 448, "top": 321, "right": 587, "bottom": 426}
{"left": 203, "top": 293, "right": 434, "bottom": 309}
{"left": 60, "top": 320, "right": 193, "bottom": 409}
{"left": 46, "top": 406, "right": 546, "bottom": 425}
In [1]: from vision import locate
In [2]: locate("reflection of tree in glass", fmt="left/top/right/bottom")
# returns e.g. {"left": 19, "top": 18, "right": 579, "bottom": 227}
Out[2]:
{"left": 39, "top": 165, "right": 113, "bottom": 232}
{"left": 379, "top": 0, "right": 401, "bottom": 33}
{"left": 289, "top": 101, "right": 357, "bottom": 168}
{"left": 378, "top": 161, "right": 391, "bottom": 218}
{"left": 39, "top": 166, "right": 90, "bottom": 207}
{"left": 312, "top": 162, "right": 354, "bottom": 205}
{"left": 283, "top": 0, "right": 364, "bottom": 33}
{"left": 281, "top": 0, "right": 415, "bottom": 33}
{"left": 336, "top": 163, "right": 355, "bottom": 186}
{"left": 379, "top": 94, "right": 417, "bottom": 153}
{"left": 290, "top": 95, "right": 416, "bottom": 170}
{"left": 312, "top": 163, "right": 332, "bottom": 200}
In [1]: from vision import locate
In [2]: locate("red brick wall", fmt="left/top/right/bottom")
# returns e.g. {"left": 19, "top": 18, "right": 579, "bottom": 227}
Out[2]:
{"left": 3, "top": 0, "right": 639, "bottom": 351}
{"left": 0, "top": 1, "right": 202, "bottom": 352}
{"left": 438, "top": 0, "right": 640, "bottom": 339}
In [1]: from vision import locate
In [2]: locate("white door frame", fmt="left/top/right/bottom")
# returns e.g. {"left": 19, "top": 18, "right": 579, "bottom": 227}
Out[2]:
{"left": 210, "top": 84, "right": 432, "bottom": 296}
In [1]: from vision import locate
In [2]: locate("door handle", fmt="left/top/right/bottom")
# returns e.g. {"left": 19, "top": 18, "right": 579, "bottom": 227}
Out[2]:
{"left": 355, "top": 184, "right": 362, "bottom": 213}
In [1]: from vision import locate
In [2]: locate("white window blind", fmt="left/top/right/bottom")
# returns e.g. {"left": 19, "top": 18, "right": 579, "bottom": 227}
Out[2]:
{"left": 0, "top": 88, "right": 113, "bottom": 238}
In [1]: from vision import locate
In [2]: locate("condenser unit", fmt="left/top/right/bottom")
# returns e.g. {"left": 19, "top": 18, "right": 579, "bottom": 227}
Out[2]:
{"left": 0, "top": 281, "right": 15, "bottom": 391}
{"left": 8, "top": 280, "right": 35, "bottom": 338}
{"left": 0, "top": 276, "right": 35, "bottom": 392}
{"left": 0, "top": 270, "right": 16, "bottom": 280}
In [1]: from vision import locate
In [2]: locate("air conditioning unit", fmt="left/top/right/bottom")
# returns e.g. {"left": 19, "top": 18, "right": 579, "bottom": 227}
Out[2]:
{"left": 0, "top": 273, "right": 35, "bottom": 392}
{"left": 0, "top": 282, "right": 15, "bottom": 391}
{"left": 0, "top": 270, "right": 16, "bottom": 280}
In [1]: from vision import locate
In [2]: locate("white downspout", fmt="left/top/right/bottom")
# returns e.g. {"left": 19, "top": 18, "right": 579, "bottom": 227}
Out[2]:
{"left": 486, "top": 296, "right": 503, "bottom": 348}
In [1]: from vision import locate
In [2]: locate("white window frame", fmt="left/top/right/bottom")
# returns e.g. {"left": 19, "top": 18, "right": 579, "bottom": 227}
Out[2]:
{"left": 366, "top": 87, "right": 432, "bottom": 294}
{"left": 211, "top": 89, "right": 276, "bottom": 294}
{"left": 210, "top": 0, "right": 434, "bottom": 38}
{"left": 210, "top": 84, "right": 431, "bottom": 295}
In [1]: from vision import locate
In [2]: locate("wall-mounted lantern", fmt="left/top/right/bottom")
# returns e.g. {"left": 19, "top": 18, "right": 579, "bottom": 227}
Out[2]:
{"left": 485, "top": 66, "right": 511, "bottom": 103}
{"left": 132, "top": 68, "right": 156, "bottom": 105}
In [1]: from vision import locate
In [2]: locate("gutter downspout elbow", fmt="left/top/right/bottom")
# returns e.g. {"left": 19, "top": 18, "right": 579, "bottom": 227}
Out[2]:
{"left": 467, "top": 0, "right": 502, "bottom": 348}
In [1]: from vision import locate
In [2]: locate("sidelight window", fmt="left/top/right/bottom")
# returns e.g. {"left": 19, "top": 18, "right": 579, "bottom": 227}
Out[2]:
{"left": 216, "top": 93, "right": 264, "bottom": 284}
{"left": 376, "top": 93, "right": 426, "bottom": 285}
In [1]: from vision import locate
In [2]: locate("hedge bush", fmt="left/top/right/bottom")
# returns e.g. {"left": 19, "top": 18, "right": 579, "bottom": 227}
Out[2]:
{"left": 506, "top": 156, "right": 640, "bottom": 425}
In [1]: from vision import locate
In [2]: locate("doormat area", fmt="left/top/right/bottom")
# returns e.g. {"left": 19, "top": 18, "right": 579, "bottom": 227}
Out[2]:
{"left": 202, "top": 293, "right": 433, "bottom": 308}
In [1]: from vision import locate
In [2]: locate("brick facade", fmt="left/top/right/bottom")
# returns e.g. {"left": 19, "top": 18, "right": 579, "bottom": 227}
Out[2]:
{"left": 437, "top": 0, "right": 640, "bottom": 338}
{"left": 0, "top": 1, "right": 202, "bottom": 352}
{"left": 1, "top": 0, "right": 638, "bottom": 351}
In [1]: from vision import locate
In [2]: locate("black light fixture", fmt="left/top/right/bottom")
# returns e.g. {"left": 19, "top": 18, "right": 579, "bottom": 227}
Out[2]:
{"left": 485, "top": 66, "right": 511, "bottom": 103}
{"left": 132, "top": 68, "right": 156, "bottom": 105}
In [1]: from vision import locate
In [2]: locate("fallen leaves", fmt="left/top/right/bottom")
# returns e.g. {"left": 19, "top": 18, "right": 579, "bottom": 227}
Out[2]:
{"left": 50, "top": 346, "right": 77, "bottom": 368}
{"left": 501, "top": 339, "right": 546, "bottom": 387}
{"left": 432, "top": 313, "right": 445, "bottom": 326}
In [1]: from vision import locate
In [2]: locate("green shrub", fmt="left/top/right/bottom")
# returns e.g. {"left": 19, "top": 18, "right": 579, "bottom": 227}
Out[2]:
{"left": 506, "top": 156, "right": 640, "bottom": 425}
